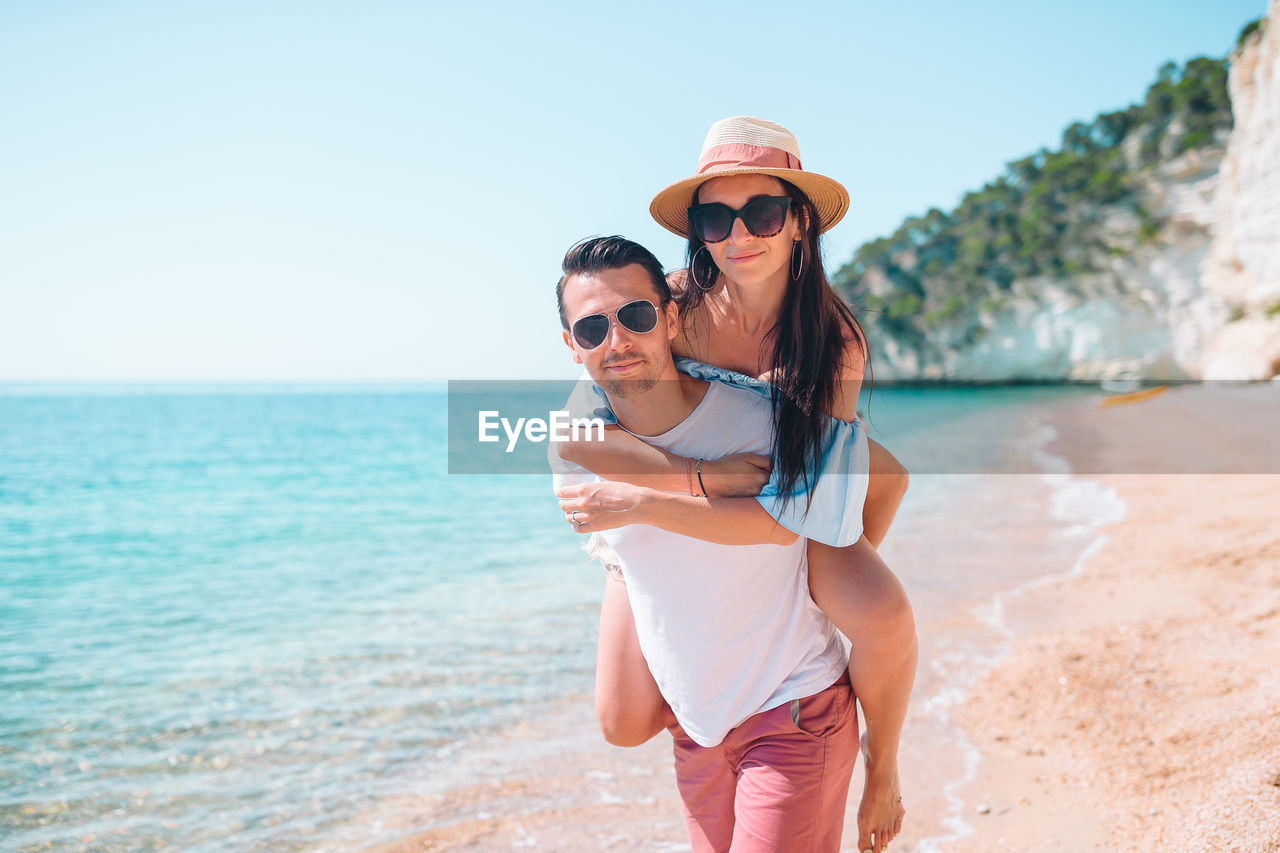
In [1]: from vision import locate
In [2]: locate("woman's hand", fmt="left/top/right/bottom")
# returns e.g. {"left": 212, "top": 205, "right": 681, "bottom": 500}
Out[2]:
{"left": 699, "top": 452, "right": 771, "bottom": 497}
{"left": 558, "top": 475, "right": 797, "bottom": 546}
{"left": 556, "top": 481, "right": 650, "bottom": 533}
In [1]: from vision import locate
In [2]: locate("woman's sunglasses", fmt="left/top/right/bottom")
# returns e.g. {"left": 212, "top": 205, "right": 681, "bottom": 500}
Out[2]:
{"left": 687, "top": 196, "right": 792, "bottom": 244}
{"left": 570, "top": 299, "right": 660, "bottom": 350}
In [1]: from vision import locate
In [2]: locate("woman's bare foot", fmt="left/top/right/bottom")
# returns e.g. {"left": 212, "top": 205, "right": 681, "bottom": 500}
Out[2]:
{"left": 857, "top": 732, "right": 905, "bottom": 853}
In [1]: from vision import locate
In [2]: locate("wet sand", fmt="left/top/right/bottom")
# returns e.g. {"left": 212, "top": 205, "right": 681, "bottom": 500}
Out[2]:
{"left": 950, "top": 384, "right": 1280, "bottom": 852}
{"left": 341, "top": 694, "right": 688, "bottom": 852}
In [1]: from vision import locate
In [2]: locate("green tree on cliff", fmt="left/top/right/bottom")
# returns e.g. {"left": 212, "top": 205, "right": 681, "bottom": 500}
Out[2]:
{"left": 834, "top": 54, "right": 1234, "bottom": 336}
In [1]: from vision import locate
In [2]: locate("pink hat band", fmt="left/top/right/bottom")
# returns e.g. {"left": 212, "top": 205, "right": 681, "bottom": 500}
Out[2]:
{"left": 649, "top": 116, "right": 848, "bottom": 237}
{"left": 697, "top": 143, "right": 802, "bottom": 176}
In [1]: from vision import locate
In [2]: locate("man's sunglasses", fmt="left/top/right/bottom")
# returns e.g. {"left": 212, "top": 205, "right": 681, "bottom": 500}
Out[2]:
{"left": 687, "top": 196, "right": 792, "bottom": 244}
{"left": 570, "top": 299, "right": 660, "bottom": 350}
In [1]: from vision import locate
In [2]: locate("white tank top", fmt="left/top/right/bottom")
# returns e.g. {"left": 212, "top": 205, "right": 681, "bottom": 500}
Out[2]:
{"left": 556, "top": 380, "right": 847, "bottom": 747}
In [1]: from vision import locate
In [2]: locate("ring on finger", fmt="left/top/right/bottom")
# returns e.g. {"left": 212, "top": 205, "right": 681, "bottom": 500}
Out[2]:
{"left": 571, "top": 510, "right": 584, "bottom": 525}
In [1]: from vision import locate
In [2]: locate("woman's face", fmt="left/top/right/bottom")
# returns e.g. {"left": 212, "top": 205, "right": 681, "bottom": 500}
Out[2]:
{"left": 695, "top": 173, "right": 803, "bottom": 292}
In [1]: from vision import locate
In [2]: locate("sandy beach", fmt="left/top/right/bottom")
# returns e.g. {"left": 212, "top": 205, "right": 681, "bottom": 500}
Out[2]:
{"left": 949, "top": 473, "right": 1280, "bottom": 853}
{"left": 350, "top": 383, "right": 1280, "bottom": 853}
{"left": 948, "top": 385, "right": 1280, "bottom": 853}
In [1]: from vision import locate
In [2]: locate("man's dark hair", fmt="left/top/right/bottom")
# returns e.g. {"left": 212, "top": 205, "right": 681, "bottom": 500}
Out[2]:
{"left": 557, "top": 236, "right": 671, "bottom": 329}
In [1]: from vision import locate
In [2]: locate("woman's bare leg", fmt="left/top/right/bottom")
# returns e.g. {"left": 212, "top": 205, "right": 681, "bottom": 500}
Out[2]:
{"left": 808, "top": 537, "right": 916, "bottom": 853}
{"left": 595, "top": 571, "right": 664, "bottom": 746}
{"left": 821, "top": 438, "right": 911, "bottom": 851}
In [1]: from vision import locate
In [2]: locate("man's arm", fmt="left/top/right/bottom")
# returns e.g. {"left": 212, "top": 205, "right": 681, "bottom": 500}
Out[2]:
{"left": 556, "top": 480, "right": 798, "bottom": 546}
{"left": 556, "top": 424, "right": 690, "bottom": 490}
{"left": 556, "top": 426, "right": 771, "bottom": 498}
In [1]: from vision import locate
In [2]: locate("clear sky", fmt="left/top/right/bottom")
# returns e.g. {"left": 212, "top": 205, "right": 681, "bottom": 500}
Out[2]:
{"left": 0, "top": 0, "right": 1267, "bottom": 381}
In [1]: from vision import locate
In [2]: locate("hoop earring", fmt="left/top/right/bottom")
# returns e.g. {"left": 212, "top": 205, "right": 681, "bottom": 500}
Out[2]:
{"left": 691, "top": 246, "right": 715, "bottom": 292}
{"left": 790, "top": 241, "right": 804, "bottom": 281}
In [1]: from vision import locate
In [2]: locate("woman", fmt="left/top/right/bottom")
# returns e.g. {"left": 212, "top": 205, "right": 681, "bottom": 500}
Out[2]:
{"left": 557, "top": 116, "right": 914, "bottom": 853}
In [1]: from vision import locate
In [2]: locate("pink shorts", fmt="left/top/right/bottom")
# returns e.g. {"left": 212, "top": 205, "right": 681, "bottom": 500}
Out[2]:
{"left": 662, "top": 674, "right": 859, "bottom": 853}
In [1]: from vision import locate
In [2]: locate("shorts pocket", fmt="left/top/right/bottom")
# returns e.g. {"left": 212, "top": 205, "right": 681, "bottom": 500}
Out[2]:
{"left": 789, "top": 680, "right": 856, "bottom": 741}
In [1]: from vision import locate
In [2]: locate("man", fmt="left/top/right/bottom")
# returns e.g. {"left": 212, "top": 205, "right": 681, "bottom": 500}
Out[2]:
{"left": 550, "top": 235, "right": 859, "bottom": 853}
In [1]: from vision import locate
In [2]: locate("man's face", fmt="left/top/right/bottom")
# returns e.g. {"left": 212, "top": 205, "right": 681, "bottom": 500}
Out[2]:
{"left": 561, "top": 264, "right": 679, "bottom": 399}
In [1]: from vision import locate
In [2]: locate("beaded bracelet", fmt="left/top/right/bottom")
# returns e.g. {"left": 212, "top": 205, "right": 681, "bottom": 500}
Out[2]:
{"left": 685, "top": 457, "right": 706, "bottom": 497}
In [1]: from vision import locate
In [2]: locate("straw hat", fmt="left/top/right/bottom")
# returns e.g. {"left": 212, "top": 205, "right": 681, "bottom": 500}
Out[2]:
{"left": 649, "top": 116, "right": 849, "bottom": 238}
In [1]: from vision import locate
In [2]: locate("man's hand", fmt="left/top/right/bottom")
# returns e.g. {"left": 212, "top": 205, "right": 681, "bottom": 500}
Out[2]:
{"left": 699, "top": 452, "right": 771, "bottom": 497}
{"left": 556, "top": 481, "right": 650, "bottom": 533}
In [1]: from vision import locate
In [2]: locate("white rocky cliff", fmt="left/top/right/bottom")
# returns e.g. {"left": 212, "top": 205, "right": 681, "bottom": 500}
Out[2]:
{"left": 863, "top": 4, "right": 1280, "bottom": 381}
{"left": 1201, "top": 0, "right": 1280, "bottom": 379}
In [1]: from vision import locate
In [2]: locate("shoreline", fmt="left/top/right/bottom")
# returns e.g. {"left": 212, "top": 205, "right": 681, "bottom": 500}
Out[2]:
{"left": 342, "top": 390, "right": 1123, "bottom": 852}
{"left": 335, "top": 693, "right": 688, "bottom": 852}
{"left": 339, "top": 382, "right": 1280, "bottom": 852}
{"left": 918, "top": 475, "right": 1128, "bottom": 850}
{"left": 945, "top": 384, "right": 1280, "bottom": 852}
{"left": 909, "top": 412, "right": 1130, "bottom": 851}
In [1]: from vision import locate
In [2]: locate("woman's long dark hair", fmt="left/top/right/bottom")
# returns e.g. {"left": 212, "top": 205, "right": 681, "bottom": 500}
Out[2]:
{"left": 678, "top": 179, "right": 869, "bottom": 514}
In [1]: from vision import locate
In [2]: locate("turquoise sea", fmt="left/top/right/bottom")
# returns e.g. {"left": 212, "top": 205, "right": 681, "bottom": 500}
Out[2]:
{"left": 0, "top": 383, "right": 1101, "bottom": 851}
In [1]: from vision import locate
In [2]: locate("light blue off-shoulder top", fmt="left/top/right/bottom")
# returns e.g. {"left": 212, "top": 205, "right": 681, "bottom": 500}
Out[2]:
{"left": 562, "top": 357, "right": 870, "bottom": 547}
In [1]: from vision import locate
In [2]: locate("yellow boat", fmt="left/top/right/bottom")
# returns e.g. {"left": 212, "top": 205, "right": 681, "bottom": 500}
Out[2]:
{"left": 1100, "top": 385, "right": 1168, "bottom": 408}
